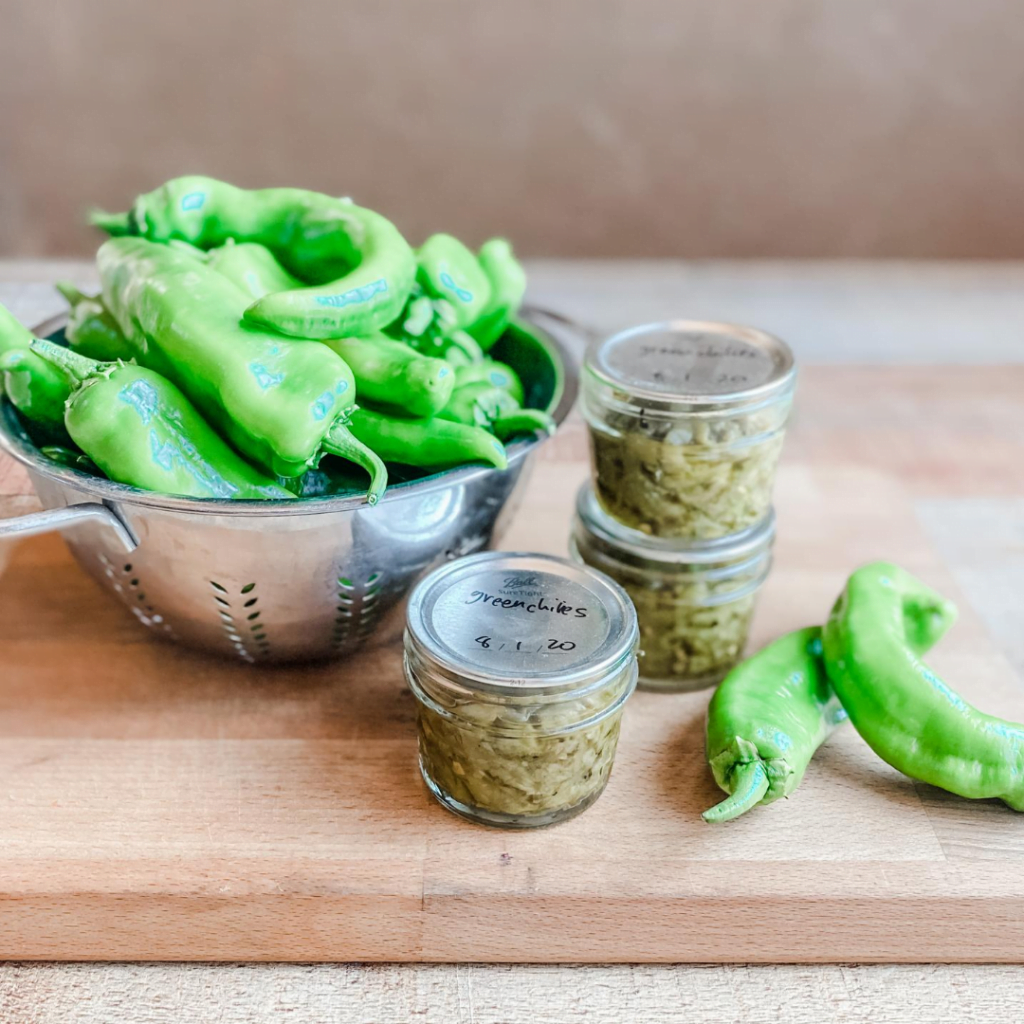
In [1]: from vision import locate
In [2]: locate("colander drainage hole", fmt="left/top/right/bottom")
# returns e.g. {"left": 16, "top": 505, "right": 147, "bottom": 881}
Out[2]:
{"left": 331, "top": 570, "right": 384, "bottom": 648}
{"left": 210, "top": 580, "right": 270, "bottom": 661}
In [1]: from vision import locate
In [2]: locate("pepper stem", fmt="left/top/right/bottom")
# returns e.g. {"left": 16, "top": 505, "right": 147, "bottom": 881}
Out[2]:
{"left": 702, "top": 761, "right": 770, "bottom": 823}
{"left": 29, "top": 338, "right": 102, "bottom": 385}
{"left": 89, "top": 208, "right": 133, "bottom": 236}
{"left": 323, "top": 420, "right": 388, "bottom": 506}
{"left": 55, "top": 281, "right": 89, "bottom": 308}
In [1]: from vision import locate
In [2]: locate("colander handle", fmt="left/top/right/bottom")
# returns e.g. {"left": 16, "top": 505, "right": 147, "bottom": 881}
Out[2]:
{"left": 0, "top": 502, "right": 137, "bottom": 552}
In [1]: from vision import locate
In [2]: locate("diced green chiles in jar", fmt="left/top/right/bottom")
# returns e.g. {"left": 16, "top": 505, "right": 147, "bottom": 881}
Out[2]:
{"left": 404, "top": 552, "right": 639, "bottom": 828}
{"left": 571, "top": 485, "right": 774, "bottom": 693}
{"left": 581, "top": 321, "right": 795, "bottom": 540}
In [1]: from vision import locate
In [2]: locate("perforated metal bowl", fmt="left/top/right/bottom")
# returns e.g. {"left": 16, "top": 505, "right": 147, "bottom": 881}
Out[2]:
{"left": 0, "top": 310, "right": 578, "bottom": 663}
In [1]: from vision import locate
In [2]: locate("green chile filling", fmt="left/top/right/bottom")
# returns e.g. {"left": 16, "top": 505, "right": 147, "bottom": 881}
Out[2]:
{"left": 588, "top": 409, "right": 786, "bottom": 539}
{"left": 416, "top": 684, "right": 625, "bottom": 818}
{"left": 624, "top": 579, "right": 757, "bottom": 685}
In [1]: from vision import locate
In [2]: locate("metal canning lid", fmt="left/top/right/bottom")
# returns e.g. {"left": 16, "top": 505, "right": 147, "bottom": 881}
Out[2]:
{"left": 405, "top": 551, "right": 638, "bottom": 694}
{"left": 584, "top": 320, "right": 796, "bottom": 414}
{"left": 573, "top": 484, "right": 775, "bottom": 569}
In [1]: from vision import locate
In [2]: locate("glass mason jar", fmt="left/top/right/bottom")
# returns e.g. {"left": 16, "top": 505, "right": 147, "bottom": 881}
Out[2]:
{"left": 581, "top": 320, "right": 796, "bottom": 541}
{"left": 570, "top": 485, "right": 774, "bottom": 693}
{"left": 404, "top": 551, "right": 639, "bottom": 829}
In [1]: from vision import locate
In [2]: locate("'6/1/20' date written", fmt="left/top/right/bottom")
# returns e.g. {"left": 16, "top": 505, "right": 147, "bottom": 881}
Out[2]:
{"left": 474, "top": 636, "right": 577, "bottom": 652}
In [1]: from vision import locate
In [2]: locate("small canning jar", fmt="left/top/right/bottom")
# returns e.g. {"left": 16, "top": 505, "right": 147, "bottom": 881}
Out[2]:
{"left": 570, "top": 485, "right": 774, "bottom": 692}
{"left": 581, "top": 320, "right": 796, "bottom": 541}
{"left": 404, "top": 551, "right": 639, "bottom": 828}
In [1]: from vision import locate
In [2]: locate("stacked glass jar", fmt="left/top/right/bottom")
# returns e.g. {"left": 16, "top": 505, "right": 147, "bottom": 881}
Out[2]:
{"left": 573, "top": 320, "right": 796, "bottom": 692}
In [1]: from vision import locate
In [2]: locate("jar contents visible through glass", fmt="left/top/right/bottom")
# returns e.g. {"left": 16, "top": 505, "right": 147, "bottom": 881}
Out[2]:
{"left": 404, "top": 551, "right": 639, "bottom": 828}
{"left": 581, "top": 321, "right": 796, "bottom": 540}
{"left": 571, "top": 485, "right": 774, "bottom": 692}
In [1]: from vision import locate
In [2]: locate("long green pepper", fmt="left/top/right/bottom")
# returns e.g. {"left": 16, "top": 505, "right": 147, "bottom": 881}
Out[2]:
{"left": 346, "top": 407, "right": 507, "bottom": 471}
{"left": 0, "top": 304, "right": 73, "bottom": 437}
{"left": 824, "top": 561, "right": 1024, "bottom": 811}
{"left": 55, "top": 282, "right": 134, "bottom": 362}
{"left": 467, "top": 239, "right": 527, "bottom": 350}
{"left": 92, "top": 175, "right": 416, "bottom": 339}
{"left": 97, "top": 237, "right": 387, "bottom": 500}
{"left": 30, "top": 339, "right": 291, "bottom": 500}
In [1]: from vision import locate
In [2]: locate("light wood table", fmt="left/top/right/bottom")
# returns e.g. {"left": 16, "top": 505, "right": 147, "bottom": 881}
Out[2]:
{"left": 2, "top": 261, "right": 1023, "bottom": 1022}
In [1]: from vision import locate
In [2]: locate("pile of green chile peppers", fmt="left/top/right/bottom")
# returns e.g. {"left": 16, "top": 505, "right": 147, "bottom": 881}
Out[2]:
{"left": 704, "top": 560, "right": 1024, "bottom": 821}
{"left": 1, "top": 176, "right": 548, "bottom": 503}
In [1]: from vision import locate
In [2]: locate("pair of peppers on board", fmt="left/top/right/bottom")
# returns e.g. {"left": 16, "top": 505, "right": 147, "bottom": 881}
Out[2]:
{"left": 704, "top": 561, "right": 1024, "bottom": 821}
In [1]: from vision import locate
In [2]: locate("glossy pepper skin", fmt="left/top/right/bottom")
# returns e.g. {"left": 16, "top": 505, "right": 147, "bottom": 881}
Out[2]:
{"left": 206, "top": 240, "right": 302, "bottom": 300}
{"left": 467, "top": 238, "right": 527, "bottom": 350}
{"left": 324, "top": 335, "right": 454, "bottom": 418}
{"left": 97, "top": 237, "right": 387, "bottom": 501}
{"left": 55, "top": 282, "right": 134, "bottom": 362}
{"left": 30, "top": 339, "right": 292, "bottom": 500}
{"left": 346, "top": 407, "right": 507, "bottom": 471}
{"left": 454, "top": 359, "right": 524, "bottom": 404}
{"left": 440, "top": 381, "right": 554, "bottom": 441}
{"left": 415, "top": 234, "right": 491, "bottom": 329}
{"left": 704, "top": 607, "right": 955, "bottom": 823}
{"left": 0, "top": 304, "right": 73, "bottom": 437}
{"left": 824, "top": 561, "right": 1024, "bottom": 811}
{"left": 92, "top": 175, "right": 416, "bottom": 339}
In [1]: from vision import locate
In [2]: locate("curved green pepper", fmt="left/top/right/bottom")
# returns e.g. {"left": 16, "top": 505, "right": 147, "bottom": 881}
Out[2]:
{"left": 0, "top": 305, "right": 73, "bottom": 437}
{"left": 206, "top": 240, "right": 302, "bottom": 300}
{"left": 30, "top": 339, "right": 292, "bottom": 500}
{"left": 824, "top": 561, "right": 1024, "bottom": 811}
{"left": 415, "top": 234, "right": 491, "bottom": 329}
{"left": 97, "top": 237, "right": 387, "bottom": 501}
{"left": 467, "top": 238, "right": 527, "bottom": 350}
{"left": 346, "top": 407, "right": 507, "bottom": 471}
{"left": 55, "top": 282, "right": 134, "bottom": 362}
{"left": 440, "top": 381, "right": 554, "bottom": 440}
{"left": 92, "top": 175, "right": 416, "bottom": 339}
{"left": 453, "top": 359, "right": 524, "bottom": 405}
{"left": 324, "top": 335, "right": 454, "bottom": 418}
{"left": 704, "top": 602, "right": 956, "bottom": 823}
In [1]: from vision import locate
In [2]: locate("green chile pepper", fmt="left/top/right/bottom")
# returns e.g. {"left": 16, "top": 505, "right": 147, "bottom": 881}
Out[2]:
{"left": 467, "top": 238, "right": 527, "bottom": 350}
{"left": 824, "top": 561, "right": 1024, "bottom": 811}
{"left": 454, "top": 359, "right": 524, "bottom": 404}
{"left": 55, "top": 282, "right": 134, "bottom": 362}
{"left": 97, "top": 237, "right": 387, "bottom": 501}
{"left": 206, "top": 240, "right": 302, "bottom": 300}
{"left": 346, "top": 407, "right": 507, "bottom": 471}
{"left": 415, "top": 234, "right": 491, "bottom": 329}
{"left": 324, "top": 335, "right": 454, "bottom": 418}
{"left": 440, "top": 381, "right": 554, "bottom": 440}
{"left": 31, "top": 339, "right": 292, "bottom": 500}
{"left": 92, "top": 175, "right": 415, "bottom": 339}
{"left": 704, "top": 605, "right": 955, "bottom": 823}
{"left": 0, "top": 305, "right": 73, "bottom": 437}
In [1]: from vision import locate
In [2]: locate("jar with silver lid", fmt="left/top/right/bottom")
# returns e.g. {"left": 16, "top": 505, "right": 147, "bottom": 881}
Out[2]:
{"left": 404, "top": 551, "right": 639, "bottom": 828}
{"left": 570, "top": 485, "right": 774, "bottom": 693}
{"left": 581, "top": 320, "right": 796, "bottom": 541}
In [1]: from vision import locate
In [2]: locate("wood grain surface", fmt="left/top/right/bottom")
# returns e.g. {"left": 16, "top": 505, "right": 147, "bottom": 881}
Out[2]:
{"left": 2, "top": 350, "right": 1023, "bottom": 961}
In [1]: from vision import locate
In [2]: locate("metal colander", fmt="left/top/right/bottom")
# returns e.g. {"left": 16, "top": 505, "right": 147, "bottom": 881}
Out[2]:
{"left": 0, "top": 311, "right": 578, "bottom": 664}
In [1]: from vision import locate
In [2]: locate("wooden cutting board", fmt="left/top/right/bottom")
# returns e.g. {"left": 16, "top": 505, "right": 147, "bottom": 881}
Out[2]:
{"left": 2, "top": 365, "right": 1024, "bottom": 963}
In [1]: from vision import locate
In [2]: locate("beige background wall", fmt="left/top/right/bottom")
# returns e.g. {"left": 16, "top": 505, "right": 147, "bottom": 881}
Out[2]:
{"left": 2, "top": 0, "right": 1023, "bottom": 258}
